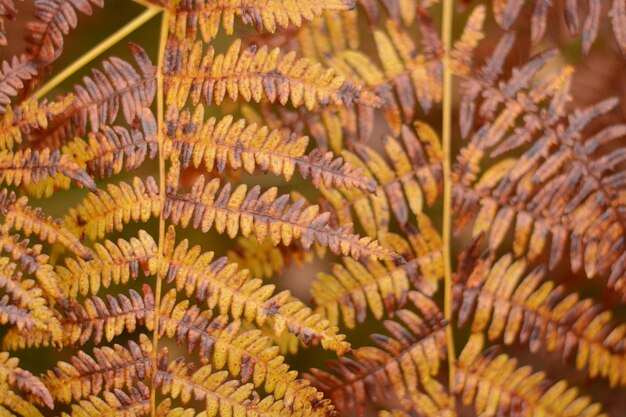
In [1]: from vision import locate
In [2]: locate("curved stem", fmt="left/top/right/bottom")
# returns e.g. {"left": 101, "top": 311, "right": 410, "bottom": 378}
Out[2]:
{"left": 441, "top": 0, "right": 457, "bottom": 394}
{"left": 151, "top": 8, "right": 169, "bottom": 417}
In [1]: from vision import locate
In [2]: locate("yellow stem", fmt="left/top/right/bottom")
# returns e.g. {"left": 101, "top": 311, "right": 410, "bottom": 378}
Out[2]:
{"left": 441, "top": 0, "right": 456, "bottom": 394}
{"left": 130, "top": 0, "right": 163, "bottom": 8}
{"left": 151, "top": 7, "right": 168, "bottom": 417}
{"left": 32, "top": 6, "right": 160, "bottom": 100}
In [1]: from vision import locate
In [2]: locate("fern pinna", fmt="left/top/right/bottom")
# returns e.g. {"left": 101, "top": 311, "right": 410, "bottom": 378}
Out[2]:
{"left": 0, "top": 0, "right": 624, "bottom": 416}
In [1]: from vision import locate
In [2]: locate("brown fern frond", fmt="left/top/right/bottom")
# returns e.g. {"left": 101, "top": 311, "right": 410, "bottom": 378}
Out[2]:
{"left": 165, "top": 176, "right": 396, "bottom": 261}
{"left": 0, "top": 190, "right": 93, "bottom": 261}
{"left": 454, "top": 251, "right": 626, "bottom": 387}
{"left": 489, "top": 0, "right": 625, "bottom": 56}
{"left": 454, "top": 37, "right": 626, "bottom": 285}
{"left": 161, "top": 226, "right": 350, "bottom": 354}
{"left": 163, "top": 37, "right": 380, "bottom": 112}
{"left": 454, "top": 334, "right": 606, "bottom": 417}
{"left": 27, "top": 108, "right": 158, "bottom": 198}
{"left": 0, "top": 230, "right": 73, "bottom": 313}
{"left": 4, "top": 287, "right": 154, "bottom": 349}
{"left": 63, "top": 177, "right": 161, "bottom": 241}
{"left": 0, "top": 147, "right": 96, "bottom": 190}
{"left": 321, "top": 122, "right": 442, "bottom": 238}
{"left": 0, "top": 56, "right": 37, "bottom": 113}
{"left": 44, "top": 335, "right": 153, "bottom": 403}
{"left": 61, "top": 286, "right": 155, "bottom": 346}
{"left": 157, "top": 290, "right": 334, "bottom": 415}
{"left": 28, "top": 43, "right": 156, "bottom": 150}
{"left": 305, "top": 292, "right": 450, "bottom": 416}
{"left": 169, "top": 0, "right": 356, "bottom": 42}
{"left": 56, "top": 230, "right": 158, "bottom": 298}
{"left": 26, "top": 0, "right": 105, "bottom": 64}
{"left": 165, "top": 104, "right": 375, "bottom": 191}
{"left": 0, "top": 256, "right": 61, "bottom": 336}
{"left": 62, "top": 383, "right": 151, "bottom": 417}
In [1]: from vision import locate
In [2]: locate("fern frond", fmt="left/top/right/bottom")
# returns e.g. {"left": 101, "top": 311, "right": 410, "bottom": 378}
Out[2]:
{"left": 44, "top": 335, "right": 153, "bottom": 403}
{"left": 0, "top": 190, "right": 93, "bottom": 261}
{"left": 26, "top": 0, "right": 105, "bottom": 64}
{"left": 29, "top": 43, "right": 156, "bottom": 150}
{"left": 56, "top": 231, "right": 158, "bottom": 298}
{"left": 62, "top": 383, "right": 151, "bottom": 417}
{"left": 488, "top": 0, "right": 625, "bottom": 56}
{"left": 157, "top": 290, "right": 334, "bottom": 415}
{"left": 454, "top": 36, "right": 626, "bottom": 284}
{"left": 4, "top": 287, "right": 154, "bottom": 349}
{"left": 450, "top": 6, "right": 486, "bottom": 76}
{"left": 169, "top": 0, "right": 356, "bottom": 42}
{"left": 0, "top": 230, "right": 72, "bottom": 312}
{"left": 161, "top": 227, "right": 350, "bottom": 354}
{"left": 165, "top": 104, "right": 375, "bottom": 191}
{"left": 0, "top": 96, "right": 74, "bottom": 151}
{"left": 0, "top": 351, "right": 53, "bottom": 409}
{"left": 63, "top": 177, "right": 161, "bottom": 241}
{"left": 311, "top": 230, "right": 441, "bottom": 329}
{"left": 0, "top": 147, "right": 96, "bottom": 190}
{"left": 165, "top": 176, "right": 396, "bottom": 261}
{"left": 155, "top": 351, "right": 307, "bottom": 417}
{"left": 347, "top": 18, "right": 442, "bottom": 127}
{"left": 27, "top": 108, "right": 158, "bottom": 198}
{"left": 0, "top": 56, "right": 37, "bottom": 113}
{"left": 305, "top": 292, "right": 450, "bottom": 416}
{"left": 454, "top": 251, "right": 626, "bottom": 387}
{"left": 163, "top": 38, "right": 380, "bottom": 112}
{"left": 322, "top": 122, "right": 442, "bottom": 237}
{"left": 0, "top": 257, "right": 61, "bottom": 337}
{"left": 455, "top": 334, "right": 606, "bottom": 417}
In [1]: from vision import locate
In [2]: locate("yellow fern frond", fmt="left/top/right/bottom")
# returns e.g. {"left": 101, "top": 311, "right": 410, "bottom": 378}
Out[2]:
{"left": 56, "top": 231, "right": 159, "bottom": 297}
{"left": 169, "top": 0, "right": 356, "bottom": 42}
{"left": 0, "top": 96, "right": 74, "bottom": 151}
{"left": 160, "top": 227, "right": 350, "bottom": 354}
{"left": 26, "top": 108, "right": 158, "bottom": 198}
{"left": 165, "top": 105, "right": 375, "bottom": 191}
{"left": 157, "top": 290, "right": 334, "bottom": 415}
{"left": 165, "top": 176, "right": 396, "bottom": 261}
{"left": 163, "top": 38, "right": 380, "bottom": 111}
{"left": 0, "top": 190, "right": 93, "bottom": 261}
{"left": 321, "top": 122, "right": 443, "bottom": 238}
{"left": 454, "top": 251, "right": 626, "bottom": 387}
{"left": 63, "top": 177, "right": 161, "bottom": 241}
{"left": 43, "top": 335, "right": 153, "bottom": 403}
{"left": 455, "top": 335, "right": 607, "bottom": 417}
{"left": 61, "top": 383, "right": 150, "bottom": 417}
